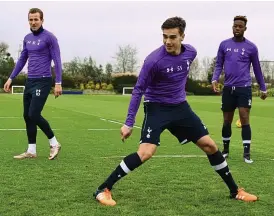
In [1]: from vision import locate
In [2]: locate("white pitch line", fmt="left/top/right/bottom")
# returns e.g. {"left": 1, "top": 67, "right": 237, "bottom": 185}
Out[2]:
{"left": 0, "top": 117, "right": 21, "bottom": 119}
{"left": 0, "top": 129, "right": 60, "bottom": 131}
{"left": 0, "top": 117, "right": 69, "bottom": 119}
{"left": 49, "top": 107, "right": 141, "bottom": 129}
{"left": 87, "top": 129, "right": 119, "bottom": 131}
{"left": 100, "top": 118, "right": 141, "bottom": 129}
{"left": 0, "top": 128, "right": 118, "bottom": 131}
{"left": 0, "top": 115, "right": 142, "bottom": 129}
{"left": 99, "top": 155, "right": 207, "bottom": 159}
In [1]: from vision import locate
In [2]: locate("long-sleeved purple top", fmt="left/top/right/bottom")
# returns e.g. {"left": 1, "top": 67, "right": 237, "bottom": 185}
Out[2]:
{"left": 212, "top": 38, "right": 266, "bottom": 91}
{"left": 9, "top": 29, "right": 62, "bottom": 84}
{"left": 125, "top": 44, "right": 197, "bottom": 127}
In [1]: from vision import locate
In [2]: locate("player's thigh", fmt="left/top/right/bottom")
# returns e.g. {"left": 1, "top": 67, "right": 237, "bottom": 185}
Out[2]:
{"left": 237, "top": 86, "right": 252, "bottom": 109}
{"left": 23, "top": 80, "right": 33, "bottom": 116}
{"left": 221, "top": 86, "right": 237, "bottom": 112}
{"left": 23, "top": 92, "right": 32, "bottom": 116}
{"left": 29, "top": 78, "right": 52, "bottom": 115}
{"left": 140, "top": 103, "right": 170, "bottom": 146}
{"left": 167, "top": 125, "right": 190, "bottom": 145}
{"left": 172, "top": 109, "right": 209, "bottom": 144}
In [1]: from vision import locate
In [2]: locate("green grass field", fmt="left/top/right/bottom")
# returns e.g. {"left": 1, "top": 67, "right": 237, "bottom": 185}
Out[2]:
{"left": 0, "top": 94, "right": 273, "bottom": 216}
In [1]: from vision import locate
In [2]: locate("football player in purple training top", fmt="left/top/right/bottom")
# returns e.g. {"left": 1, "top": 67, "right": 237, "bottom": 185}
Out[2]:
{"left": 4, "top": 8, "right": 62, "bottom": 160}
{"left": 94, "top": 16, "right": 258, "bottom": 206}
{"left": 212, "top": 16, "right": 267, "bottom": 164}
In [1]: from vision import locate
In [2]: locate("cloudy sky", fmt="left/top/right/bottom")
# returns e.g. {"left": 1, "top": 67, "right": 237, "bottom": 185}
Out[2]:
{"left": 1, "top": 1, "right": 274, "bottom": 68}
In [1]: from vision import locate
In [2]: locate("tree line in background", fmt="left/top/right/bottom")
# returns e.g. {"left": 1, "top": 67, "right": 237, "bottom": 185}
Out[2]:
{"left": 1, "top": 41, "right": 274, "bottom": 95}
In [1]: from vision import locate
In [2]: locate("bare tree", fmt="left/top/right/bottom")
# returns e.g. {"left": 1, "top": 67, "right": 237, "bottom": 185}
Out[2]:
{"left": 250, "top": 59, "right": 273, "bottom": 85}
{"left": 207, "top": 57, "right": 217, "bottom": 84}
{"left": 189, "top": 58, "right": 200, "bottom": 80}
{"left": 201, "top": 57, "right": 211, "bottom": 81}
{"left": 0, "top": 42, "right": 9, "bottom": 55}
{"left": 260, "top": 60, "right": 271, "bottom": 79}
{"left": 113, "top": 44, "right": 138, "bottom": 73}
{"left": 105, "top": 63, "right": 113, "bottom": 74}
{"left": 63, "top": 57, "right": 81, "bottom": 76}
{"left": 0, "top": 42, "right": 15, "bottom": 79}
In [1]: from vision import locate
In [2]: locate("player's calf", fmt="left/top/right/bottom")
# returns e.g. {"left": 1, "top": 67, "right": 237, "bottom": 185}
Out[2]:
{"left": 197, "top": 136, "right": 239, "bottom": 195}
{"left": 96, "top": 152, "right": 143, "bottom": 195}
{"left": 241, "top": 124, "right": 253, "bottom": 163}
{"left": 222, "top": 122, "right": 232, "bottom": 156}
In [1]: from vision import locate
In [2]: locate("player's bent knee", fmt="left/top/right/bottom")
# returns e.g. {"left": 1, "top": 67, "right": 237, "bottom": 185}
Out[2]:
{"left": 137, "top": 143, "right": 157, "bottom": 162}
{"left": 196, "top": 135, "right": 218, "bottom": 154}
{"left": 28, "top": 113, "right": 40, "bottom": 123}
{"left": 239, "top": 114, "right": 249, "bottom": 125}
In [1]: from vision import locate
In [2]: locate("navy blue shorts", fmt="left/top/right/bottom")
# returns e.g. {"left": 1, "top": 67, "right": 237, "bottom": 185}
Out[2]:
{"left": 23, "top": 77, "right": 52, "bottom": 116}
{"left": 221, "top": 86, "right": 252, "bottom": 112}
{"left": 139, "top": 101, "right": 209, "bottom": 146}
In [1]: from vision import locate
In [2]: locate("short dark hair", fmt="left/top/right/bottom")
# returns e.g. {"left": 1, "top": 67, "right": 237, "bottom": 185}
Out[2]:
{"left": 28, "top": 8, "right": 43, "bottom": 20}
{"left": 161, "top": 16, "right": 186, "bottom": 34}
{"left": 234, "top": 15, "right": 247, "bottom": 25}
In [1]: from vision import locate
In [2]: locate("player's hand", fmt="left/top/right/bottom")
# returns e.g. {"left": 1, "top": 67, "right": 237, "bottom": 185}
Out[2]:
{"left": 260, "top": 91, "right": 267, "bottom": 100}
{"left": 54, "top": 84, "right": 62, "bottom": 98}
{"left": 120, "top": 124, "right": 133, "bottom": 142}
{"left": 212, "top": 80, "right": 219, "bottom": 92}
{"left": 3, "top": 78, "right": 12, "bottom": 92}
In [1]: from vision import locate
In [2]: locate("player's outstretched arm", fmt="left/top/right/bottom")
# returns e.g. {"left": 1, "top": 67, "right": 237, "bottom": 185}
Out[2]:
{"left": 122, "top": 60, "right": 156, "bottom": 141}
{"left": 212, "top": 42, "right": 225, "bottom": 92}
{"left": 251, "top": 46, "right": 267, "bottom": 100}
{"left": 48, "top": 33, "right": 62, "bottom": 98}
{"left": 4, "top": 41, "right": 28, "bottom": 92}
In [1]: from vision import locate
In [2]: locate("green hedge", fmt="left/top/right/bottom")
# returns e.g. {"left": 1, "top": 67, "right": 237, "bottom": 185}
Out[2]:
{"left": 6, "top": 74, "right": 221, "bottom": 96}
{"left": 185, "top": 78, "right": 216, "bottom": 95}
{"left": 112, "top": 74, "right": 137, "bottom": 93}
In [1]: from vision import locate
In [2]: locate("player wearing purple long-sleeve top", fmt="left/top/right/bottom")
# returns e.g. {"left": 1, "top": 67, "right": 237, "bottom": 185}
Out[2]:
{"left": 93, "top": 17, "right": 258, "bottom": 206}
{"left": 212, "top": 16, "right": 267, "bottom": 164}
{"left": 3, "top": 8, "right": 62, "bottom": 160}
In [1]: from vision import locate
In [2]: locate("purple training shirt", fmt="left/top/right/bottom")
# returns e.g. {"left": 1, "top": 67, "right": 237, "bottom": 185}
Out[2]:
{"left": 9, "top": 29, "right": 62, "bottom": 84}
{"left": 125, "top": 44, "right": 197, "bottom": 127}
{"left": 212, "top": 37, "right": 266, "bottom": 91}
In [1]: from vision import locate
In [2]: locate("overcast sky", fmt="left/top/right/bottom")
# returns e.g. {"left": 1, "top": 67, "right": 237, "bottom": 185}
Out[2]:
{"left": 1, "top": 1, "right": 274, "bottom": 68}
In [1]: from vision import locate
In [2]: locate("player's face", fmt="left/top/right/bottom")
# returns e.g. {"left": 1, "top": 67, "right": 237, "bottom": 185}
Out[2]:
{"left": 28, "top": 13, "right": 43, "bottom": 31}
{"left": 232, "top": 20, "right": 246, "bottom": 38}
{"left": 162, "top": 28, "right": 184, "bottom": 55}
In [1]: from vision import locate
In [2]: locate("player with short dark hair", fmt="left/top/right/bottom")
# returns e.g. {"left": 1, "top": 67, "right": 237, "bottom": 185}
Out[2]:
{"left": 212, "top": 15, "right": 267, "bottom": 164}
{"left": 93, "top": 16, "right": 258, "bottom": 206}
{"left": 3, "top": 8, "right": 62, "bottom": 160}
